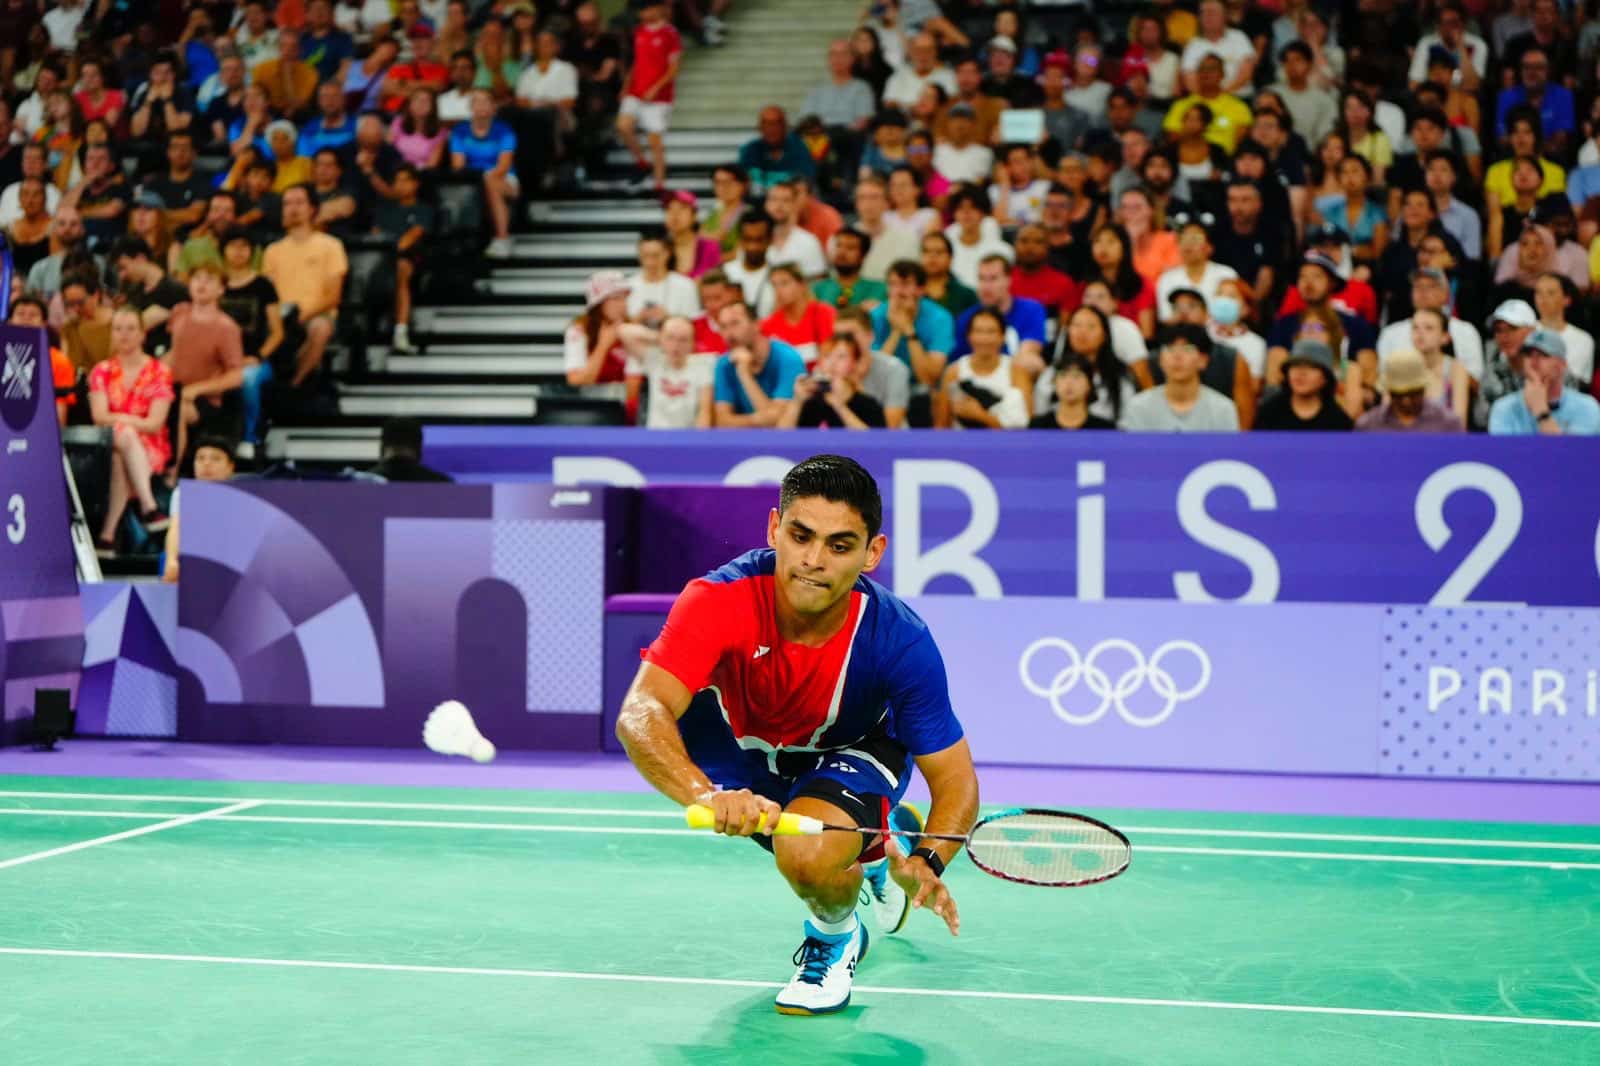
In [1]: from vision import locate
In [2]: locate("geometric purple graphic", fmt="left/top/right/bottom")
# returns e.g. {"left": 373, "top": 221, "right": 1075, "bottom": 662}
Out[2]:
{"left": 77, "top": 582, "right": 179, "bottom": 736}
{"left": 177, "top": 482, "right": 384, "bottom": 707}
{"left": 177, "top": 482, "right": 613, "bottom": 749}
{"left": 1379, "top": 606, "right": 1600, "bottom": 780}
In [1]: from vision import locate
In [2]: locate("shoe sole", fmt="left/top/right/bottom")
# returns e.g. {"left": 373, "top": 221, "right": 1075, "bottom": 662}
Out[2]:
{"left": 775, "top": 995, "right": 849, "bottom": 1017}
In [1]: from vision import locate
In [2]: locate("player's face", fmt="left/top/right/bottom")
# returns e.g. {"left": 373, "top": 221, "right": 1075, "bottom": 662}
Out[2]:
{"left": 767, "top": 498, "right": 885, "bottom": 617}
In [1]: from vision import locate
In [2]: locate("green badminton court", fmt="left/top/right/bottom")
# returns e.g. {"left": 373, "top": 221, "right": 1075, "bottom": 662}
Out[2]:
{"left": 0, "top": 775, "right": 1596, "bottom": 1064}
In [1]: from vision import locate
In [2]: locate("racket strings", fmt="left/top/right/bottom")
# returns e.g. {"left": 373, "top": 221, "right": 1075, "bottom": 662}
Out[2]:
{"left": 967, "top": 813, "right": 1131, "bottom": 886}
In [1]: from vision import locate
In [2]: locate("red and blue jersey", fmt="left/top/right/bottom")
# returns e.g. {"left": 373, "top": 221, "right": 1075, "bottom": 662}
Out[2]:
{"left": 645, "top": 549, "right": 963, "bottom": 778}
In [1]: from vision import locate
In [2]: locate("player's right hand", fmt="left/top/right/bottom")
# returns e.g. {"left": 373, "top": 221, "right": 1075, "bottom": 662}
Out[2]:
{"left": 701, "top": 789, "right": 783, "bottom": 837}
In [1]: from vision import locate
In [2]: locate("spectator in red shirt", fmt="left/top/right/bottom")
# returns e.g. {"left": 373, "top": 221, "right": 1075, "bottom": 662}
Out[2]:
{"left": 692, "top": 269, "right": 736, "bottom": 354}
{"left": 616, "top": 0, "right": 682, "bottom": 192}
{"left": 1088, "top": 223, "right": 1157, "bottom": 337}
{"left": 1010, "top": 223, "right": 1075, "bottom": 319}
{"left": 381, "top": 24, "right": 449, "bottom": 112}
{"left": 1277, "top": 225, "right": 1380, "bottom": 324}
{"left": 761, "top": 263, "right": 837, "bottom": 367}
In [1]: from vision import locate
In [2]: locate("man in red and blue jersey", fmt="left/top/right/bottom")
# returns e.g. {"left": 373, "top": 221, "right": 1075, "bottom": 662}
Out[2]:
{"left": 617, "top": 455, "right": 979, "bottom": 1015}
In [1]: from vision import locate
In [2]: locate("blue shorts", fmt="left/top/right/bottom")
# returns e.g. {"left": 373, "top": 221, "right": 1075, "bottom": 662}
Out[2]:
{"left": 679, "top": 690, "right": 911, "bottom": 851}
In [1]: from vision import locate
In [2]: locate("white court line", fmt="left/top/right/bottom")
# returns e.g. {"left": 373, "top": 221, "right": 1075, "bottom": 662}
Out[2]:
{"left": 0, "top": 801, "right": 261, "bottom": 872}
{"left": 3, "top": 789, "right": 1600, "bottom": 852}
{"left": 2, "top": 789, "right": 1599, "bottom": 852}
{"left": 0, "top": 946, "right": 1596, "bottom": 1031}
{"left": 0, "top": 807, "right": 1595, "bottom": 870}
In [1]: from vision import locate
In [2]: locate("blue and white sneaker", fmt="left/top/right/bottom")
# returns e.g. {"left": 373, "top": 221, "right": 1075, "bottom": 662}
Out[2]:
{"left": 774, "top": 918, "right": 869, "bottom": 1016}
{"left": 860, "top": 802, "right": 925, "bottom": 935}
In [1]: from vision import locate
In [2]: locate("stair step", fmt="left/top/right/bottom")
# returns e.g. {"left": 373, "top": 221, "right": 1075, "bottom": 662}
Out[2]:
{"left": 416, "top": 310, "right": 572, "bottom": 337}
{"left": 387, "top": 351, "right": 567, "bottom": 375}
{"left": 528, "top": 202, "right": 668, "bottom": 228}
{"left": 338, "top": 384, "right": 540, "bottom": 418}
{"left": 602, "top": 145, "right": 741, "bottom": 169}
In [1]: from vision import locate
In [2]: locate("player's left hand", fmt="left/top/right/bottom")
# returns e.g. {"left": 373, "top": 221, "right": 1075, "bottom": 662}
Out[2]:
{"left": 885, "top": 836, "right": 959, "bottom": 936}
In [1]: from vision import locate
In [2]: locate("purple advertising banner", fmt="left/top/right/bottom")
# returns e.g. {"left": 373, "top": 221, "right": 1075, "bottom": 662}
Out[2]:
{"left": 425, "top": 428, "right": 1600, "bottom": 608}
{"left": 176, "top": 481, "right": 624, "bottom": 748}
{"left": 906, "top": 597, "right": 1599, "bottom": 781}
{"left": 0, "top": 323, "right": 83, "bottom": 743}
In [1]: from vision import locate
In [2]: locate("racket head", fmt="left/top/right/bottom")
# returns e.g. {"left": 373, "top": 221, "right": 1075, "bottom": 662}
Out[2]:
{"left": 964, "top": 808, "right": 1131, "bottom": 887}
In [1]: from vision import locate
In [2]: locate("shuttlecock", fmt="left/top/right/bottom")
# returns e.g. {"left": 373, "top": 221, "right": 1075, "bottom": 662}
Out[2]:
{"left": 423, "top": 700, "right": 496, "bottom": 763}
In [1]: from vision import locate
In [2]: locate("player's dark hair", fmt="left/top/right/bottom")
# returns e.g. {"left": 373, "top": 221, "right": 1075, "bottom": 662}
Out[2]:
{"left": 780, "top": 455, "right": 882, "bottom": 540}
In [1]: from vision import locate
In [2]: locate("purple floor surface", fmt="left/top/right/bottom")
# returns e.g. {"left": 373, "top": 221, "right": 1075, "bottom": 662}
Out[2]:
{"left": 2, "top": 740, "right": 1596, "bottom": 826}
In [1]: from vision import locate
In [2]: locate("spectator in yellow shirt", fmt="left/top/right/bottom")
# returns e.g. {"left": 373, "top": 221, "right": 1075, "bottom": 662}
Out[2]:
{"left": 1163, "top": 54, "right": 1251, "bottom": 152}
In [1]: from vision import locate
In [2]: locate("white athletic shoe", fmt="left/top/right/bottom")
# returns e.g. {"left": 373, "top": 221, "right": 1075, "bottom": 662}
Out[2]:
{"left": 860, "top": 802, "right": 923, "bottom": 934}
{"left": 391, "top": 324, "right": 415, "bottom": 352}
{"left": 861, "top": 859, "right": 908, "bottom": 935}
{"left": 774, "top": 918, "right": 869, "bottom": 1016}
{"left": 486, "top": 237, "right": 513, "bottom": 259}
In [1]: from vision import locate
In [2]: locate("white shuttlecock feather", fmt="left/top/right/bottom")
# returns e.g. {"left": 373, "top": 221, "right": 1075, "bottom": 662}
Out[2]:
{"left": 423, "top": 701, "right": 496, "bottom": 763}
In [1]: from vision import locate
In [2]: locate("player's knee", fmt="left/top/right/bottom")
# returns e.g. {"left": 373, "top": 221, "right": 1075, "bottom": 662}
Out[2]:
{"left": 773, "top": 836, "right": 845, "bottom": 893}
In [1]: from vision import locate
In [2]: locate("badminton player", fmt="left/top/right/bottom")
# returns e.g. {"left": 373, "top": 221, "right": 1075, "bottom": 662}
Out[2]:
{"left": 616, "top": 454, "right": 979, "bottom": 1015}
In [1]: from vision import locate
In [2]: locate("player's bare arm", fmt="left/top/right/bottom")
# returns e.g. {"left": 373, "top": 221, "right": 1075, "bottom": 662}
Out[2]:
{"left": 890, "top": 737, "right": 978, "bottom": 936}
{"left": 615, "top": 660, "right": 781, "bottom": 835}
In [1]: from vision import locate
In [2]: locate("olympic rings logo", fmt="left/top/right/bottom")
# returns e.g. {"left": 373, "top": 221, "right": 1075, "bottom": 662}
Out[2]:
{"left": 1018, "top": 638, "right": 1213, "bottom": 728}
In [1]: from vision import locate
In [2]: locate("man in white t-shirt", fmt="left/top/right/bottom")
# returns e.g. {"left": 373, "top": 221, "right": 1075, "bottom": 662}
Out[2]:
{"left": 988, "top": 144, "right": 1052, "bottom": 226}
{"left": 515, "top": 31, "right": 579, "bottom": 115}
{"left": 932, "top": 103, "right": 993, "bottom": 185}
{"left": 765, "top": 180, "right": 827, "bottom": 279}
{"left": 0, "top": 145, "right": 61, "bottom": 227}
{"left": 1180, "top": 0, "right": 1257, "bottom": 97}
{"left": 881, "top": 32, "right": 957, "bottom": 110}
{"left": 627, "top": 231, "right": 701, "bottom": 325}
{"left": 723, "top": 212, "right": 778, "bottom": 317}
{"left": 1375, "top": 268, "right": 1485, "bottom": 381}
{"left": 644, "top": 315, "right": 713, "bottom": 428}
{"left": 1156, "top": 220, "right": 1238, "bottom": 321}
{"left": 438, "top": 49, "right": 476, "bottom": 124}
{"left": 14, "top": 64, "right": 64, "bottom": 139}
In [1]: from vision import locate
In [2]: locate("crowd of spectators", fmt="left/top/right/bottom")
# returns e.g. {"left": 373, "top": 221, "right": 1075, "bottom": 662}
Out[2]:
{"left": 5, "top": 0, "right": 707, "bottom": 555}
{"left": 562, "top": 0, "right": 1600, "bottom": 435}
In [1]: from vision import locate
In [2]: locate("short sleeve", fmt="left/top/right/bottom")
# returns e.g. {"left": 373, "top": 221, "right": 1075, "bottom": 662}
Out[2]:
{"left": 149, "top": 362, "right": 176, "bottom": 402}
{"left": 712, "top": 355, "right": 738, "bottom": 404}
{"left": 769, "top": 348, "right": 802, "bottom": 400}
{"left": 870, "top": 304, "right": 890, "bottom": 348}
{"left": 562, "top": 324, "right": 589, "bottom": 371}
{"left": 885, "top": 627, "right": 964, "bottom": 756}
{"left": 88, "top": 361, "right": 110, "bottom": 394}
{"left": 642, "top": 578, "right": 735, "bottom": 693}
{"left": 921, "top": 301, "right": 955, "bottom": 354}
{"left": 1015, "top": 300, "right": 1047, "bottom": 345}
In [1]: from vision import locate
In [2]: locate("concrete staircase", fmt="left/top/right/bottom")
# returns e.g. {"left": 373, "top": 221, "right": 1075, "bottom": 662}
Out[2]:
{"left": 670, "top": 0, "right": 863, "bottom": 128}
{"left": 267, "top": 0, "right": 862, "bottom": 463}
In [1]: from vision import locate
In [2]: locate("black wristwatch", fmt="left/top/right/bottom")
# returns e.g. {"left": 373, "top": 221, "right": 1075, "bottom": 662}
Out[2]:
{"left": 910, "top": 846, "right": 945, "bottom": 878}
{"left": 1536, "top": 409, "right": 1555, "bottom": 423}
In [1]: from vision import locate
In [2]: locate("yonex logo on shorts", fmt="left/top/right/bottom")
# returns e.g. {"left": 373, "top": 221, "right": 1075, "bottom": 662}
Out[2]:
{"left": 1018, "top": 638, "right": 1212, "bottom": 728}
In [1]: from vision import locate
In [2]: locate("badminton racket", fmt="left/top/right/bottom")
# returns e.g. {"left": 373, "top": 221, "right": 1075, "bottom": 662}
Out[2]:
{"left": 685, "top": 804, "right": 1130, "bottom": 888}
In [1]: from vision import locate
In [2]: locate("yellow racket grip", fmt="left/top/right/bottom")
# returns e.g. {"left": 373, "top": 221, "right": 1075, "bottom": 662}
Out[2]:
{"left": 685, "top": 804, "right": 824, "bottom": 835}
